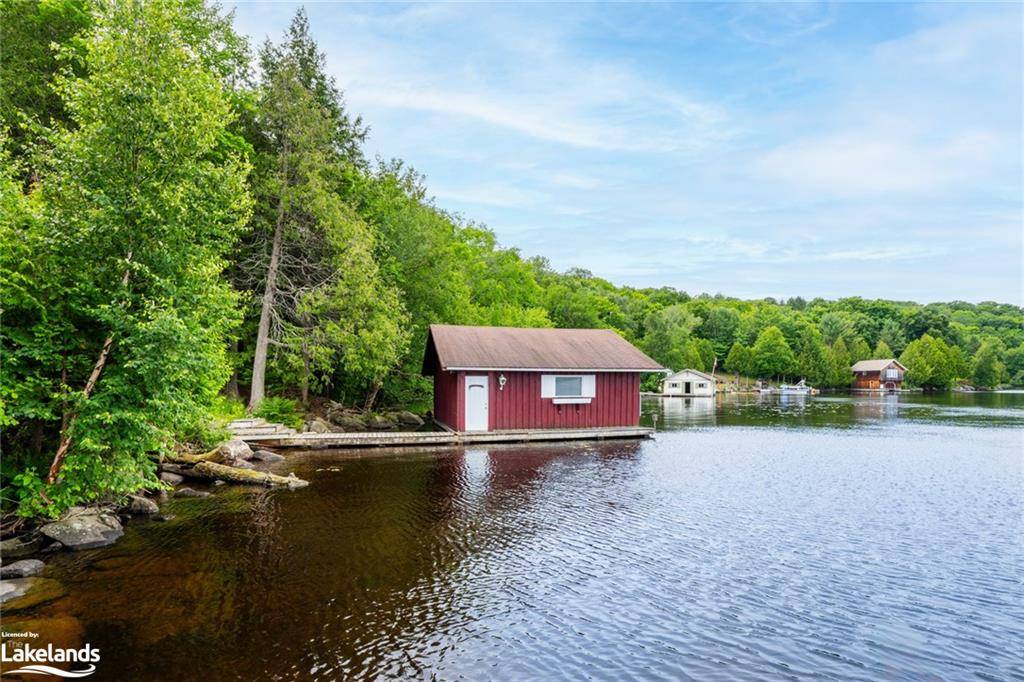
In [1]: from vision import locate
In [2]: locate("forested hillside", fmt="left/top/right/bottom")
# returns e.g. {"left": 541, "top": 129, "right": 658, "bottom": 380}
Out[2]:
{"left": 2, "top": 1, "right": 1021, "bottom": 516}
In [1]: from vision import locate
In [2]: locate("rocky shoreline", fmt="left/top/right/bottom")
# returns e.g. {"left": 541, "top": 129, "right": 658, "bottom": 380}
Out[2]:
{"left": 301, "top": 402, "right": 426, "bottom": 434}
{"left": 0, "top": 438, "right": 307, "bottom": 613}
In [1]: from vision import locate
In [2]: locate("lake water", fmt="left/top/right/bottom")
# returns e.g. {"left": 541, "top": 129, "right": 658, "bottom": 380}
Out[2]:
{"left": 5, "top": 393, "right": 1022, "bottom": 680}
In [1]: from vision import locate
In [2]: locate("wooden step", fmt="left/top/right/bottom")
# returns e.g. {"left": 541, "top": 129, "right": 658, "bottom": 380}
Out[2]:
{"left": 228, "top": 418, "right": 266, "bottom": 428}
{"left": 231, "top": 426, "right": 284, "bottom": 436}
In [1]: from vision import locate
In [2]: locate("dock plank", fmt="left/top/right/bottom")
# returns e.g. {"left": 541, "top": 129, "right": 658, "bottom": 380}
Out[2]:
{"left": 236, "top": 426, "right": 654, "bottom": 449}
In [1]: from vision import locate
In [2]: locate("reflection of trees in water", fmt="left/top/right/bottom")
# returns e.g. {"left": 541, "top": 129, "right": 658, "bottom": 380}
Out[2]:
{"left": 36, "top": 441, "right": 648, "bottom": 679}
{"left": 241, "top": 487, "right": 284, "bottom": 580}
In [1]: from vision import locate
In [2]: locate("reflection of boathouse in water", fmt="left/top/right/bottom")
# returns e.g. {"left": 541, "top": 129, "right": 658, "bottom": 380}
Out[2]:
{"left": 851, "top": 394, "right": 901, "bottom": 421}
{"left": 658, "top": 395, "right": 717, "bottom": 426}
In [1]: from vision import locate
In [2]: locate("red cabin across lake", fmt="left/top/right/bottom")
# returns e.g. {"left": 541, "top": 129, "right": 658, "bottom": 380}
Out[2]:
{"left": 851, "top": 358, "right": 907, "bottom": 392}
{"left": 422, "top": 325, "right": 665, "bottom": 432}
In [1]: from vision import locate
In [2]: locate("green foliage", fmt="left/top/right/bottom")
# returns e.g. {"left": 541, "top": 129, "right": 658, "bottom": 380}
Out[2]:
{"left": 900, "top": 334, "right": 961, "bottom": 389}
{"left": 252, "top": 396, "right": 303, "bottom": 429}
{"left": 877, "top": 319, "right": 907, "bottom": 354}
{"left": 641, "top": 305, "right": 701, "bottom": 371}
{"left": 971, "top": 339, "right": 1006, "bottom": 389}
{"left": 697, "top": 306, "right": 740, "bottom": 358}
{"left": 2, "top": 0, "right": 251, "bottom": 517}
{"left": 210, "top": 394, "right": 245, "bottom": 422}
{"left": 828, "top": 339, "right": 853, "bottom": 387}
{"left": 752, "top": 326, "right": 796, "bottom": 379}
{"left": 794, "top": 326, "right": 829, "bottom": 384}
{"left": 1004, "top": 344, "right": 1024, "bottom": 385}
{"left": 724, "top": 342, "right": 754, "bottom": 376}
{"left": 818, "top": 312, "right": 856, "bottom": 346}
{"left": 873, "top": 339, "right": 894, "bottom": 359}
{"left": 0, "top": 0, "right": 91, "bottom": 178}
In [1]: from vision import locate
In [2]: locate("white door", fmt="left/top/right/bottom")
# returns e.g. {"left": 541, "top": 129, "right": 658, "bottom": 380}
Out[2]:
{"left": 464, "top": 375, "right": 489, "bottom": 431}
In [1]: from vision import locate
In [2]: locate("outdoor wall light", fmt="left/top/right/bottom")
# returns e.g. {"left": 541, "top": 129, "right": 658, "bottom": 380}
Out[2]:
{"left": 498, "top": 373, "right": 507, "bottom": 390}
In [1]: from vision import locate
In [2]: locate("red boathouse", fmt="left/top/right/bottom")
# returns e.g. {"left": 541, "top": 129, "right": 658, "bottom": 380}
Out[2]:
{"left": 851, "top": 358, "right": 907, "bottom": 392}
{"left": 422, "top": 325, "right": 665, "bottom": 432}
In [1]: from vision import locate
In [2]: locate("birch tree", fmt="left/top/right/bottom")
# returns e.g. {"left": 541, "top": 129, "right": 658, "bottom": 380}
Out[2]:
{"left": 2, "top": 0, "right": 251, "bottom": 516}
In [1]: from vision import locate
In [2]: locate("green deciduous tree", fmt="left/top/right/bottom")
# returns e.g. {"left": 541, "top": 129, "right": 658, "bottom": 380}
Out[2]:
{"left": 899, "top": 334, "right": 959, "bottom": 389}
{"left": 641, "top": 305, "right": 701, "bottom": 371}
{"left": 970, "top": 339, "right": 1006, "bottom": 389}
{"left": 752, "top": 326, "right": 796, "bottom": 379}
{"left": 697, "top": 306, "right": 739, "bottom": 358}
{"left": 3, "top": 0, "right": 251, "bottom": 516}
{"left": 1004, "top": 344, "right": 1024, "bottom": 385}
{"left": 724, "top": 342, "right": 754, "bottom": 376}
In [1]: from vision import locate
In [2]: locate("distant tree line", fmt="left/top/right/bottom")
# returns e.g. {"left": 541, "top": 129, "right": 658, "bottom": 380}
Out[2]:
{"left": 2, "top": 1, "right": 1021, "bottom": 516}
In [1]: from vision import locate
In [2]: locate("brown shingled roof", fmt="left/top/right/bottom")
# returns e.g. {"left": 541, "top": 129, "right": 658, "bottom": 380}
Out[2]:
{"left": 851, "top": 359, "right": 906, "bottom": 372}
{"left": 422, "top": 324, "right": 665, "bottom": 374}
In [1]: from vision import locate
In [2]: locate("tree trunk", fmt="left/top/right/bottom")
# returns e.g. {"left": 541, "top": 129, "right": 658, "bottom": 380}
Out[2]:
{"left": 223, "top": 340, "right": 240, "bottom": 398}
{"left": 248, "top": 167, "right": 288, "bottom": 412}
{"left": 300, "top": 341, "right": 310, "bottom": 408}
{"left": 46, "top": 254, "right": 132, "bottom": 486}
{"left": 363, "top": 380, "right": 381, "bottom": 411}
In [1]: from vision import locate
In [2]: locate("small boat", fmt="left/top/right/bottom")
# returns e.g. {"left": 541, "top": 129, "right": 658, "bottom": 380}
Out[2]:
{"left": 778, "top": 379, "right": 814, "bottom": 395}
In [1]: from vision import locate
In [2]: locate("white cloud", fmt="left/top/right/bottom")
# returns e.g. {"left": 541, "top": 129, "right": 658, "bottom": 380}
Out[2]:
{"left": 754, "top": 126, "right": 1002, "bottom": 198}
{"left": 432, "top": 182, "right": 546, "bottom": 209}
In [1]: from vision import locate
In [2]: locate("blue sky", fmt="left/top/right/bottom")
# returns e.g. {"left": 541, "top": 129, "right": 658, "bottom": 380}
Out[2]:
{"left": 231, "top": 2, "right": 1022, "bottom": 304}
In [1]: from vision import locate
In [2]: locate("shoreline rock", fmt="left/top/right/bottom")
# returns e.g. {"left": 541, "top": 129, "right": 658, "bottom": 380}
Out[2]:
{"left": 126, "top": 495, "right": 159, "bottom": 516}
{"left": 0, "top": 559, "right": 45, "bottom": 579}
{"left": 174, "top": 487, "right": 211, "bottom": 498}
{"left": 39, "top": 508, "right": 124, "bottom": 551}
{"left": 368, "top": 414, "right": 397, "bottom": 430}
{"left": 251, "top": 449, "right": 285, "bottom": 462}
{"left": 0, "top": 577, "right": 67, "bottom": 611}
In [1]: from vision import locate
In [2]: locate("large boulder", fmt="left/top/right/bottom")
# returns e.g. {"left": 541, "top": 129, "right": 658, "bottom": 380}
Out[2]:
{"left": 394, "top": 410, "right": 425, "bottom": 427}
{"left": 39, "top": 508, "right": 123, "bottom": 551}
{"left": 305, "top": 418, "right": 333, "bottom": 434}
{"left": 251, "top": 449, "right": 285, "bottom": 463}
{"left": 126, "top": 495, "right": 159, "bottom": 516}
{"left": 1, "top": 559, "right": 45, "bottom": 579}
{"left": 368, "top": 414, "right": 397, "bottom": 430}
{"left": 213, "top": 439, "right": 253, "bottom": 464}
{"left": 159, "top": 471, "right": 184, "bottom": 485}
{"left": 331, "top": 413, "right": 367, "bottom": 432}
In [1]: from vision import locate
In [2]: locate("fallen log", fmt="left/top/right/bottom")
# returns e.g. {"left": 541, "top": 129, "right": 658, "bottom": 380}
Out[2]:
{"left": 184, "top": 461, "right": 308, "bottom": 488}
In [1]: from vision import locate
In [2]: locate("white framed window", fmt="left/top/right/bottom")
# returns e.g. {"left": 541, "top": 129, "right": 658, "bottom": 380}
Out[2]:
{"left": 885, "top": 368, "right": 900, "bottom": 379}
{"left": 668, "top": 382, "right": 679, "bottom": 388}
{"left": 698, "top": 382, "right": 707, "bottom": 388}
{"left": 541, "top": 374, "right": 595, "bottom": 403}
{"left": 556, "top": 376, "right": 583, "bottom": 397}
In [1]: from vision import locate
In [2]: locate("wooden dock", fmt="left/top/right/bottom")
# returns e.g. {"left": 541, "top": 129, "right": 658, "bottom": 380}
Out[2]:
{"left": 227, "top": 419, "right": 653, "bottom": 449}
